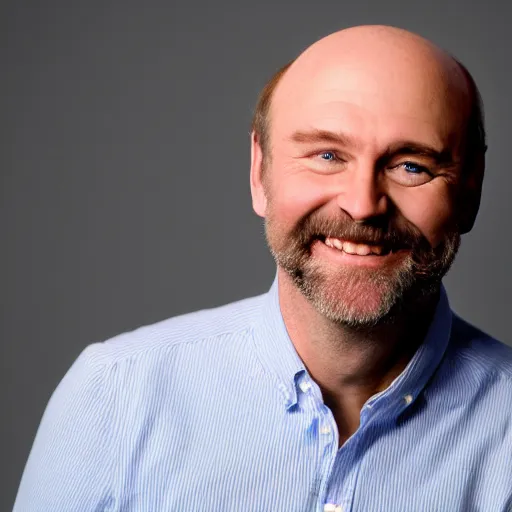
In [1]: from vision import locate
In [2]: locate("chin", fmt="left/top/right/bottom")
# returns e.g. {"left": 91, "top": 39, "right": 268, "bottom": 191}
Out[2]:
{"left": 291, "top": 264, "right": 411, "bottom": 327}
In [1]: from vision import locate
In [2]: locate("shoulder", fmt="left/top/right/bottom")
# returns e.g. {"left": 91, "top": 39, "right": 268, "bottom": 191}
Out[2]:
{"left": 447, "top": 313, "right": 512, "bottom": 381}
{"left": 25, "top": 291, "right": 268, "bottom": 462}
{"left": 14, "top": 293, "right": 272, "bottom": 510}
{"left": 78, "top": 292, "right": 266, "bottom": 370}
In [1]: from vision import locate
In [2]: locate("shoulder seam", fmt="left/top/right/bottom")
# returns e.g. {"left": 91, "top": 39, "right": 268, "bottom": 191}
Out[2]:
{"left": 91, "top": 324, "right": 257, "bottom": 367}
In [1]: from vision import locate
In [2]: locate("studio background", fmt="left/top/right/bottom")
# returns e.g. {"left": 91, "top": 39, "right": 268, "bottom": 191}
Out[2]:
{"left": 2, "top": 1, "right": 511, "bottom": 508}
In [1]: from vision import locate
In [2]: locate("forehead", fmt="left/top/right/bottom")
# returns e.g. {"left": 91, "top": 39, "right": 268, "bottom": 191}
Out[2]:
{"left": 270, "top": 58, "right": 470, "bottom": 152}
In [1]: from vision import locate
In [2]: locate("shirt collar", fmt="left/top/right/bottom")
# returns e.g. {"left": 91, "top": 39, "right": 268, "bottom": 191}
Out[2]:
{"left": 253, "top": 274, "right": 306, "bottom": 409}
{"left": 253, "top": 273, "right": 452, "bottom": 416}
{"left": 365, "top": 284, "right": 452, "bottom": 419}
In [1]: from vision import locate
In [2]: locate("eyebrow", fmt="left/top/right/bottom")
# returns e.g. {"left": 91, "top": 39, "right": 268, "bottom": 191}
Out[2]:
{"left": 289, "top": 129, "right": 455, "bottom": 165}
{"left": 289, "top": 129, "right": 360, "bottom": 148}
{"left": 383, "top": 142, "right": 455, "bottom": 166}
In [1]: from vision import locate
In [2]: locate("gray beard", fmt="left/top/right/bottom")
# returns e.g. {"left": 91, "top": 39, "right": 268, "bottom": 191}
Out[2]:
{"left": 266, "top": 224, "right": 460, "bottom": 329}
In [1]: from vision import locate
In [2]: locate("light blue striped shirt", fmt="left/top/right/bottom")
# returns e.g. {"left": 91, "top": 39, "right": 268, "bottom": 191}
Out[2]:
{"left": 14, "top": 278, "right": 512, "bottom": 511}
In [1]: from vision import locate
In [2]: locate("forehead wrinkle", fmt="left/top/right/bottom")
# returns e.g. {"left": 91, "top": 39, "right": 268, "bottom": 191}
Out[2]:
{"left": 279, "top": 96, "right": 457, "bottom": 158}
{"left": 268, "top": 28, "right": 472, "bottom": 154}
{"left": 273, "top": 87, "right": 467, "bottom": 163}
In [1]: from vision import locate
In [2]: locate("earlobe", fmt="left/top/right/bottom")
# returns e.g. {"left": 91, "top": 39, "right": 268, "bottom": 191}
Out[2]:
{"left": 250, "top": 131, "right": 268, "bottom": 218}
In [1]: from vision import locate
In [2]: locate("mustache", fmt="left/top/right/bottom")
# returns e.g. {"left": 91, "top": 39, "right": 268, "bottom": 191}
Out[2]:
{"left": 294, "top": 212, "right": 427, "bottom": 252}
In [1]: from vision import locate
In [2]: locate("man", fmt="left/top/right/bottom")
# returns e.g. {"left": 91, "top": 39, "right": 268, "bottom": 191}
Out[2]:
{"left": 14, "top": 25, "right": 512, "bottom": 512}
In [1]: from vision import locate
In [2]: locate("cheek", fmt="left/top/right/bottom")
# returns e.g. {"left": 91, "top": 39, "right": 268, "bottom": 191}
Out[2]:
{"left": 265, "top": 162, "right": 334, "bottom": 226}
{"left": 391, "top": 183, "right": 456, "bottom": 247}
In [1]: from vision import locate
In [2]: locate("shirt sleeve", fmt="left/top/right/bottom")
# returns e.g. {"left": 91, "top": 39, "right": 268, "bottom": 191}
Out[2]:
{"left": 13, "top": 344, "right": 117, "bottom": 511}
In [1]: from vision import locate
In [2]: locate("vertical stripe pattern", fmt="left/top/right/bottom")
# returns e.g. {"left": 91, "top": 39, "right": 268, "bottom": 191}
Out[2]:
{"left": 14, "top": 279, "right": 512, "bottom": 511}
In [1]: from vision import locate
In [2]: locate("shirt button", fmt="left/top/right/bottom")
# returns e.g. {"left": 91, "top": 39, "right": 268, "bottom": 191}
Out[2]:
{"left": 299, "top": 381, "right": 312, "bottom": 393}
{"left": 404, "top": 394, "right": 413, "bottom": 405}
{"left": 320, "top": 425, "right": 332, "bottom": 435}
{"left": 323, "top": 505, "right": 343, "bottom": 512}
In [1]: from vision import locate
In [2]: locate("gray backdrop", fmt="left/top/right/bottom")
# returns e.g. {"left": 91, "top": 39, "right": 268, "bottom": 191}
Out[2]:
{"left": 3, "top": 1, "right": 511, "bottom": 509}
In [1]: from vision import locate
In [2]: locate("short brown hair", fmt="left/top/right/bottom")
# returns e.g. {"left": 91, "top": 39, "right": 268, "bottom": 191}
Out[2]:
{"left": 251, "top": 60, "right": 295, "bottom": 160}
{"left": 455, "top": 59, "right": 488, "bottom": 176}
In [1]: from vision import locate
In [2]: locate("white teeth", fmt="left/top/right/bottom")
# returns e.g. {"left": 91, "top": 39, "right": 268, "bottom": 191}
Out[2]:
{"left": 324, "top": 237, "right": 384, "bottom": 256}
{"left": 355, "top": 244, "right": 370, "bottom": 255}
{"left": 332, "top": 238, "right": 343, "bottom": 250}
{"left": 344, "top": 241, "right": 371, "bottom": 255}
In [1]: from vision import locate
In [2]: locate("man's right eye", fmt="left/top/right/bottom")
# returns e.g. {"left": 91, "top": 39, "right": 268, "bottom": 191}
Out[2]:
{"left": 319, "top": 151, "right": 337, "bottom": 161}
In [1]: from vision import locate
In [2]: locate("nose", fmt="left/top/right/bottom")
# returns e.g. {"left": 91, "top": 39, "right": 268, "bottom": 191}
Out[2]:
{"left": 335, "top": 167, "right": 389, "bottom": 222}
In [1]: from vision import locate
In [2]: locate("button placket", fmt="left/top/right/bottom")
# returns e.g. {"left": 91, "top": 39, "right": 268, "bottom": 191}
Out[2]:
{"left": 316, "top": 405, "right": 338, "bottom": 512}
{"left": 297, "top": 375, "right": 340, "bottom": 512}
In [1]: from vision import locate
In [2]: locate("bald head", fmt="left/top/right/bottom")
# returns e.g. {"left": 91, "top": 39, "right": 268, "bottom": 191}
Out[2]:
{"left": 252, "top": 25, "right": 485, "bottom": 175}
{"left": 283, "top": 25, "right": 464, "bottom": 83}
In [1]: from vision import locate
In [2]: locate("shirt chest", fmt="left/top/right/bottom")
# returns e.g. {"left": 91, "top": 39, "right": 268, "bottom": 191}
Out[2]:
{"left": 107, "top": 378, "right": 512, "bottom": 512}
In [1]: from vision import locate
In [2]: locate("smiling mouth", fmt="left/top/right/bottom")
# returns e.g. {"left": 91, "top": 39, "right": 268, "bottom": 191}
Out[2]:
{"left": 319, "top": 236, "right": 392, "bottom": 256}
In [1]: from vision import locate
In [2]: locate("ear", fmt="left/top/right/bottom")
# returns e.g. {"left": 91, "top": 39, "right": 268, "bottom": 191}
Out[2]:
{"left": 458, "top": 151, "right": 485, "bottom": 234}
{"left": 250, "top": 131, "right": 268, "bottom": 218}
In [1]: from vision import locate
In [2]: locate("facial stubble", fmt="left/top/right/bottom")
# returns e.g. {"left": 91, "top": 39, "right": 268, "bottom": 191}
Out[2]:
{"left": 265, "top": 207, "right": 461, "bottom": 328}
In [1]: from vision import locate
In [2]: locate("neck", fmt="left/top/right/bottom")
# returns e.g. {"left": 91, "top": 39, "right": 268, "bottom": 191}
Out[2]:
{"left": 277, "top": 268, "right": 438, "bottom": 443}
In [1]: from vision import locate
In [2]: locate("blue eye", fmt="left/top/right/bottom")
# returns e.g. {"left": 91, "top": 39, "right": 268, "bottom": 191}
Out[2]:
{"left": 320, "top": 152, "right": 336, "bottom": 161}
{"left": 403, "top": 162, "right": 426, "bottom": 174}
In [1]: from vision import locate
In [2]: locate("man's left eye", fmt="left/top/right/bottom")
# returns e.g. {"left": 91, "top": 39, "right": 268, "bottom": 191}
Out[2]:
{"left": 402, "top": 162, "right": 427, "bottom": 174}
